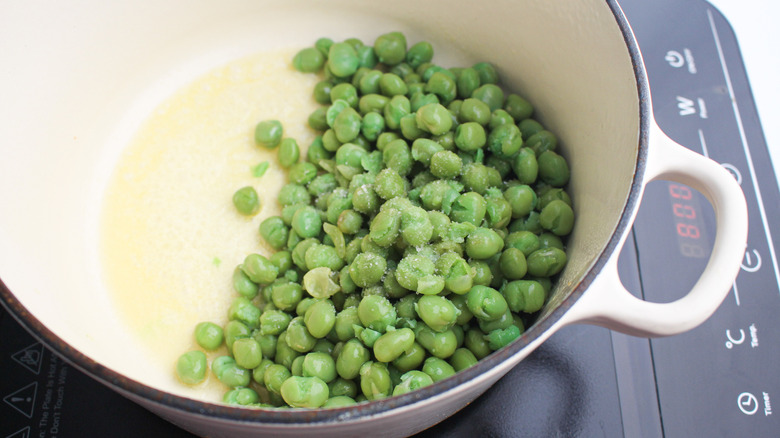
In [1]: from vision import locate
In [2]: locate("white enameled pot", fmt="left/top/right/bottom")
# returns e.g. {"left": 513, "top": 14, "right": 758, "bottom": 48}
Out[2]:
{"left": 0, "top": 0, "right": 747, "bottom": 437}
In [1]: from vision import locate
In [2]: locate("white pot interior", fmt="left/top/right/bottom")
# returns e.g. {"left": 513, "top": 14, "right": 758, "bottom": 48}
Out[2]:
{"left": 0, "top": 0, "right": 639, "bottom": 402}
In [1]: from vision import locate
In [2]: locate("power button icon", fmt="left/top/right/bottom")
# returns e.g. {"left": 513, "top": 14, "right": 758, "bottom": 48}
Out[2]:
{"left": 738, "top": 392, "right": 759, "bottom": 415}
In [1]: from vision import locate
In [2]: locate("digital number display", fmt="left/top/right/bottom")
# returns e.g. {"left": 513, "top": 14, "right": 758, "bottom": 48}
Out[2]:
{"left": 668, "top": 183, "right": 708, "bottom": 258}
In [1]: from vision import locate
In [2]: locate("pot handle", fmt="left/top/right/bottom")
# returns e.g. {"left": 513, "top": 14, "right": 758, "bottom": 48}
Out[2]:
{"left": 563, "top": 122, "right": 748, "bottom": 337}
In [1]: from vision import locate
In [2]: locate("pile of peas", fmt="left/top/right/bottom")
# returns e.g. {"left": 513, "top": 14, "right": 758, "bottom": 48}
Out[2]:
{"left": 176, "top": 31, "right": 575, "bottom": 409}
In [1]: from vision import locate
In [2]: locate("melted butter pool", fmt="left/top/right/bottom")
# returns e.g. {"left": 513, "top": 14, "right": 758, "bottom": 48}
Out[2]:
{"left": 100, "top": 47, "right": 319, "bottom": 398}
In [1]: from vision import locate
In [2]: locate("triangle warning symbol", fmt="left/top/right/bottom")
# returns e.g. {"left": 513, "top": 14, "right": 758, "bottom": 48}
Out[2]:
{"left": 5, "top": 426, "right": 31, "bottom": 438}
{"left": 2, "top": 382, "right": 37, "bottom": 419}
{"left": 11, "top": 343, "right": 44, "bottom": 375}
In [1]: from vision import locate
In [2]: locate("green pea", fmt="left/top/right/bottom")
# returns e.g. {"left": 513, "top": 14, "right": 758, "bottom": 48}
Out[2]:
{"left": 392, "top": 370, "right": 434, "bottom": 396}
{"left": 228, "top": 297, "right": 261, "bottom": 328}
{"left": 405, "top": 41, "right": 433, "bottom": 68}
{"left": 504, "top": 93, "right": 533, "bottom": 121}
{"left": 538, "top": 150, "right": 570, "bottom": 187}
{"left": 304, "top": 299, "right": 337, "bottom": 339}
{"left": 400, "top": 206, "right": 434, "bottom": 247}
{"left": 322, "top": 396, "right": 357, "bottom": 408}
{"left": 504, "top": 184, "right": 537, "bottom": 218}
{"left": 252, "top": 358, "right": 274, "bottom": 384}
{"left": 485, "top": 325, "right": 522, "bottom": 350}
{"left": 330, "top": 83, "right": 359, "bottom": 108}
{"left": 333, "top": 107, "right": 362, "bottom": 143}
{"left": 461, "top": 163, "right": 492, "bottom": 195}
{"left": 472, "top": 62, "right": 499, "bottom": 85}
{"left": 359, "top": 361, "right": 393, "bottom": 400}
{"left": 313, "top": 80, "right": 333, "bottom": 105}
{"left": 512, "top": 148, "right": 539, "bottom": 185}
{"left": 422, "top": 356, "right": 456, "bottom": 382}
{"left": 223, "top": 387, "right": 260, "bottom": 406}
{"left": 464, "top": 328, "right": 492, "bottom": 359}
{"left": 357, "top": 45, "right": 378, "bottom": 69}
{"left": 374, "top": 168, "right": 406, "bottom": 200}
{"left": 359, "top": 69, "right": 383, "bottom": 95}
{"left": 488, "top": 109, "right": 515, "bottom": 131}
{"left": 415, "top": 295, "right": 459, "bottom": 332}
{"left": 410, "top": 138, "right": 443, "bottom": 167}
{"left": 487, "top": 123, "right": 523, "bottom": 158}
{"left": 374, "top": 31, "right": 407, "bottom": 66}
{"left": 305, "top": 243, "right": 344, "bottom": 271}
{"left": 458, "top": 98, "right": 492, "bottom": 125}
{"left": 288, "top": 162, "right": 318, "bottom": 186}
{"left": 464, "top": 228, "right": 504, "bottom": 260}
{"left": 213, "top": 356, "right": 251, "bottom": 388}
{"left": 259, "top": 309, "right": 291, "bottom": 336}
{"left": 264, "top": 363, "right": 292, "bottom": 395}
{"left": 453, "top": 67, "right": 478, "bottom": 99}
{"left": 223, "top": 320, "right": 251, "bottom": 351}
{"left": 286, "top": 316, "right": 317, "bottom": 353}
{"left": 415, "top": 325, "right": 457, "bottom": 359}
{"left": 526, "top": 247, "right": 567, "bottom": 277}
{"left": 302, "top": 267, "right": 341, "bottom": 300}
{"left": 275, "top": 331, "right": 302, "bottom": 370}
{"left": 232, "top": 337, "right": 263, "bottom": 369}
{"left": 254, "top": 119, "right": 283, "bottom": 149}
{"left": 383, "top": 138, "right": 413, "bottom": 176}
{"left": 395, "top": 254, "right": 435, "bottom": 292}
{"left": 449, "top": 347, "right": 478, "bottom": 372}
{"left": 426, "top": 71, "right": 457, "bottom": 105}
{"left": 538, "top": 232, "right": 565, "bottom": 250}
{"left": 384, "top": 95, "right": 411, "bottom": 131}
{"left": 291, "top": 206, "right": 322, "bottom": 239}
{"left": 409, "top": 91, "right": 438, "bottom": 112}
{"left": 484, "top": 190, "right": 512, "bottom": 229}
{"left": 373, "top": 327, "right": 415, "bottom": 362}
{"left": 526, "top": 130, "right": 558, "bottom": 156}
{"left": 448, "top": 191, "right": 485, "bottom": 226}
{"left": 301, "top": 352, "right": 337, "bottom": 383}
{"left": 454, "top": 122, "right": 487, "bottom": 152}
{"left": 176, "top": 351, "right": 207, "bottom": 385}
{"left": 193, "top": 322, "right": 224, "bottom": 351}
{"left": 471, "top": 84, "right": 504, "bottom": 112}
{"left": 518, "top": 118, "right": 544, "bottom": 139}
{"left": 414, "top": 102, "right": 453, "bottom": 136}
{"left": 307, "top": 173, "right": 338, "bottom": 197}
{"left": 271, "top": 282, "right": 304, "bottom": 312}
{"left": 278, "top": 183, "right": 311, "bottom": 206}
{"left": 257, "top": 216, "right": 287, "bottom": 251}
{"left": 232, "top": 186, "right": 261, "bottom": 216}
{"left": 379, "top": 73, "right": 408, "bottom": 97}
{"left": 232, "top": 266, "right": 258, "bottom": 299}
{"left": 357, "top": 295, "right": 397, "bottom": 333}
{"left": 328, "top": 42, "right": 359, "bottom": 78}
{"left": 539, "top": 199, "right": 574, "bottom": 236}
{"left": 499, "top": 247, "right": 528, "bottom": 280}
{"left": 359, "top": 93, "right": 390, "bottom": 114}
{"left": 281, "top": 376, "right": 330, "bottom": 408}
{"left": 505, "top": 231, "right": 541, "bottom": 257}
{"left": 430, "top": 150, "right": 463, "bottom": 179}
{"left": 293, "top": 47, "right": 325, "bottom": 73}
{"left": 329, "top": 377, "right": 358, "bottom": 399}
{"left": 466, "top": 285, "right": 508, "bottom": 321}
{"left": 503, "top": 279, "right": 546, "bottom": 314}
{"left": 357, "top": 112, "right": 384, "bottom": 142}
{"left": 241, "top": 254, "right": 278, "bottom": 285}
{"left": 337, "top": 338, "right": 370, "bottom": 380}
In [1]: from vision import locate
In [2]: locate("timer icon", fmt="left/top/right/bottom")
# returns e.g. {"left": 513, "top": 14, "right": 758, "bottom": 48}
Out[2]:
{"left": 738, "top": 392, "right": 759, "bottom": 415}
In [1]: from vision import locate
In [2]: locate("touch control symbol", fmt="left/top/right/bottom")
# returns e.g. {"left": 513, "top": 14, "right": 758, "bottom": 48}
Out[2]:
{"left": 741, "top": 249, "right": 762, "bottom": 273}
{"left": 738, "top": 392, "right": 759, "bottom": 415}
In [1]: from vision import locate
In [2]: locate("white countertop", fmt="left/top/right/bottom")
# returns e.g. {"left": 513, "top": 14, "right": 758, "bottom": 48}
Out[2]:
{"left": 707, "top": 0, "right": 780, "bottom": 179}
